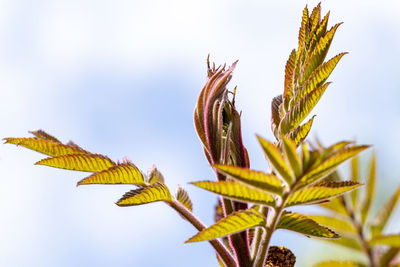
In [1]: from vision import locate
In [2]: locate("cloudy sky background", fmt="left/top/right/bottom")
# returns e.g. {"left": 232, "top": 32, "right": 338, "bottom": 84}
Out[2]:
{"left": 1, "top": 0, "right": 400, "bottom": 266}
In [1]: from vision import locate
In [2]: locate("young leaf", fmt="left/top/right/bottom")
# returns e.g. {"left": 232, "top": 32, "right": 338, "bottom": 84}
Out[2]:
{"left": 147, "top": 165, "right": 165, "bottom": 184}
{"left": 185, "top": 209, "right": 265, "bottom": 243}
{"left": 361, "top": 154, "right": 376, "bottom": 224}
{"left": 368, "top": 234, "right": 400, "bottom": 248}
{"left": 371, "top": 187, "right": 400, "bottom": 236}
{"left": 277, "top": 211, "right": 339, "bottom": 238}
{"left": 256, "top": 135, "right": 294, "bottom": 184}
{"left": 286, "top": 116, "right": 315, "bottom": 146}
{"left": 285, "top": 181, "right": 361, "bottom": 207}
{"left": 175, "top": 185, "right": 193, "bottom": 212}
{"left": 306, "top": 215, "right": 357, "bottom": 234}
{"left": 116, "top": 182, "right": 171, "bottom": 206}
{"left": 283, "top": 50, "right": 296, "bottom": 105}
{"left": 213, "top": 164, "right": 283, "bottom": 195}
{"left": 314, "top": 260, "right": 366, "bottom": 267}
{"left": 77, "top": 162, "right": 145, "bottom": 186}
{"left": 4, "top": 137, "right": 88, "bottom": 157}
{"left": 191, "top": 181, "right": 275, "bottom": 207}
{"left": 281, "top": 135, "right": 302, "bottom": 178}
{"left": 271, "top": 95, "right": 283, "bottom": 138}
{"left": 299, "top": 145, "right": 369, "bottom": 187}
{"left": 29, "top": 130, "right": 61, "bottom": 143}
{"left": 35, "top": 153, "right": 115, "bottom": 172}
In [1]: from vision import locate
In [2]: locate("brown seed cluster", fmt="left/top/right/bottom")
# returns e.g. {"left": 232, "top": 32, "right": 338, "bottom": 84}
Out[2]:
{"left": 265, "top": 246, "right": 296, "bottom": 267}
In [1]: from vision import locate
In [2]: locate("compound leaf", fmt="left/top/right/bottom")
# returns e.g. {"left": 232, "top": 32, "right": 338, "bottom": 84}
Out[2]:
{"left": 191, "top": 180, "right": 275, "bottom": 207}
{"left": 116, "top": 182, "right": 171, "bottom": 206}
{"left": 77, "top": 162, "right": 145, "bottom": 186}
{"left": 277, "top": 211, "right": 339, "bottom": 238}
{"left": 35, "top": 153, "right": 115, "bottom": 172}
{"left": 286, "top": 181, "right": 361, "bottom": 207}
{"left": 213, "top": 164, "right": 283, "bottom": 195}
{"left": 185, "top": 209, "right": 265, "bottom": 243}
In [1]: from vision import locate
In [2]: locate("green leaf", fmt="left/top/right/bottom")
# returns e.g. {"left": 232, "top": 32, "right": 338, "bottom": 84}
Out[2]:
{"left": 280, "top": 82, "right": 330, "bottom": 134}
{"left": 256, "top": 135, "right": 294, "bottom": 184}
{"left": 4, "top": 137, "right": 88, "bottom": 157}
{"left": 314, "top": 260, "right": 366, "bottom": 267}
{"left": 371, "top": 187, "right": 400, "bottom": 236}
{"left": 277, "top": 211, "right": 339, "bottom": 238}
{"left": 35, "top": 153, "right": 115, "bottom": 172}
{"left": 281, "top": 135, "right": 302, "bottom": 178}
{"left": 77, "top": 162, "right": 145, "bottom": 186}
{"left": 361, "top": 154, "right": 376, "bottom": 224}
{"left": 175, "top": 185, "right": 193, "bottom": 212}
{"left": 191, "top": 181, "right": 275, "bottom": 207}
{"left": 286, "top": 116, "right": 315, "bottom": 146}
{"left": 185, "top": 209, "right": 265, "bottom": 243}
{"left": 116, "top": 182, "right": 171, "bottom": 206}
{"left": 306, "top": 215, "right": 357, "bottom": 234}
{"left": 213, "top": 164, "right": 283, "bottom": 195}
{"left": 299, "top": 145, "right": 369, "bottom": 187}
{"left": 286, "top": 181, "right": 361, "bottom": 207}
{"left": 369, "top": 234, "right": 400, "bottom": 248}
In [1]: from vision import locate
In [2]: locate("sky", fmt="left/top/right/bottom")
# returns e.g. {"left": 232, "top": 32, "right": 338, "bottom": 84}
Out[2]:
{"left": 1, "top": 0, "right": 400, "bottom": 266}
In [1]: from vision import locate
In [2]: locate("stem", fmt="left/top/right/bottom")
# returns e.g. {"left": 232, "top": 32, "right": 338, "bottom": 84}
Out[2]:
{"left": 168, "top": 199, "right": 238, "bottom": 267}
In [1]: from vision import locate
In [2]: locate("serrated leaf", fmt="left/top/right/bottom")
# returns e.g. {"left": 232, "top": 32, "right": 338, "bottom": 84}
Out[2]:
{"left": 371, "top": 187, "right": 400, "bottom": 236}
{"left": 299, "top": 145, "right": 369, "bottom": 187}
{"left": 213, "top": 164, "right": 283, "bottom": 195}
{"left": 287, "top": 116, "right": 315, "bottom": 146}
{"left": 284, "top": 50, "right": 296, "bottom": 104}
{"left": 280, "top": 82, "right": 330, "bottom": 134}
{"left": 369, "top": 234, "right": 400, "bottom": 248}
{"left": 4, "top": 137, "right": 88, "bottom": 157}
{"left": 29, "top": 130, "right": 61, "bottom": 143}
{"left": 185, "top": 209, "right": 265, "bottom": 243}
{"left": 35, "top": 153, "right": 115, "bottom": 172}
{"left": 320, "top": 197, "right": 349, "bottom": 216}
{"left": 191, "top": 181, "right": 275, "bottom": 207}
{"left": 314, "top": 260, "right": 366, "bottom": 267}
{"left": 361, "top": 154, "right": 376, "bottom": 224}
{"left": 302, "top": 53, "right": 347, "bottom": 98}
{"left": 296, "top": 6, "right": 309, "bottom": 64}
{"left": 277, "top": 211, "right": 339, "bottom": 238}
{"left": 116, "top": 182, "right": 171, "bottom": 206}
{"left": 306, "top": 215, "right": 357, "bottom": 234}
{"left": 147, "top": 165, "right": 165, "bottom": 184}
{"left": 77, "top": 162, "right": 145, "bottom": 186}
{"left": 286, "top": 181, "right": 361, "bottom": 207}
{"left": 271, "top": 95, "right": 283, "bottom": 138}
{"left": 256, "top": 135, "right": 294, "bottom": 184}
{"left": 175, "top": 185, "right": 193, "bottom": 212}
{"left": 281, "top": 135, "right": 302, "bottom": 178}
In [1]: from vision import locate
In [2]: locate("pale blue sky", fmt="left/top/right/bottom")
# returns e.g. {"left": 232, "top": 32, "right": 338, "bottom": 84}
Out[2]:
{"left": 1, "top": 1, "right": 400, "bottom": 266}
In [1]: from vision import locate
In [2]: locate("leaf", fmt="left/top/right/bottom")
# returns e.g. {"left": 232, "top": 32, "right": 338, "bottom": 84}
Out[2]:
{"left": 284, "top": 50, "right": 296, "bottom": 104}
{"left": 361, "top": 154, "right": 376, "bottom": 224}
{"left": 256, "top": 135, "right": 294, "bottom": 184}
{"left": 299, "top": 145, "right": 369, "bottom": 187}
{"left": 185, "top": 209, "right": 265, "bottom": 243}
{"left": 175, "top": 185, "right": 193, "bottom": 212}
{"left": 29, "top": 130, "right": 61, "bottom": 143}
{"left": 320, "top": 197, "right": 349, "bottom": 216}
{"left": 277, "top": 211, "right": 339, "bottom": 238}
{"left": 213, "top": 164, "right": 283, "bottom": 195}
{"left": 77, "top": 162, "right": 145, "bottom": 186}
{"left": 4, "top": 137, "right": 88, "bottom": 157}
{"left": 369, "top": 234, "right": 400, "bottom": 248}
{"left": 380, "top": 247, "right": 400, "bottom": 267}
{"left": 286, "top": 181, "right": 361, "bottom": 207}
{"left": 350, "top": 156, "right": 359, "bottom": 208}
{"left": 280, "top": 82, "right": 330, "bottom": 134}
{"left": 271, "top": 95, "right": 283, "bottom": 138}
{"left": 302, "top": 53, "right": 347, "bottom": 98}
{"left": 116, "top": 182, "right": 171, "bottom": 206}
{"left": 35, "top": 153, "right": 115, "bottom": 172}
{"left": 147, "top": 165, "right": 165, "bottom": 184}
{"left": 281, "top": 135, "right": 302, "bottom": 178}
{"left": 323, "top": 233, "right": 364, "bottom": 252}
{"left": 371, "top": 187, "right": 400, "bottom": 236}
{"left": 314, "top": 260, "right": 366, "bottom": 267}
{"left": 191, "top": 181, "right": 275, "bottom": 207}
{"left": 286, "top": 116, "right": 315, "bottom": 145}
{"left": 306, "top": 215, "right": 357, "bottom": 234}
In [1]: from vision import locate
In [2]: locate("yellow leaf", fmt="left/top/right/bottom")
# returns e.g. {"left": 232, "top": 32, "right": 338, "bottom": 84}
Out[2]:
{"left": 281, "top": 135, "right": 302, "bottom": 178}
{"left": 284, "top": 50, "right": 296, "bottom": 104}
{"left": 361, "top": 154, "right": 376, "bottom": 224}
{"left": 191, "top": 181, "right": 275, "bottom": 207}
{"left": 371, "top": 187, "right": 400, "bottom": 236}
{"left": 306, "top": 215, "right": 357, "bottom": 234}
{"left": 213, "top": 164, "right": 283, "bottom": 195}
{"left": 185, "top": 209, "right": 265, "bottom": 243}
{"left": 286, "top": 116, "right": 315, "bottom": 146}
{"left": 320, "top": 197, "right": 349, "bottom": 216}
{"left": 175, "top": 185, "right": 193, "bottom": 212}
{"left": 36, "top": 153, "right": 115, "bottom": 172}
{"left": 29, "top": 130, "right": 61, "bottom": 143}
{"left": 116, "top": 182, "right": 171, "bottom": 206}
{"left": 77, "top": 162, "right": 145, "bottom": 186}
{"left": 369, "top": 234, "right": 400, "bottom": 248}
